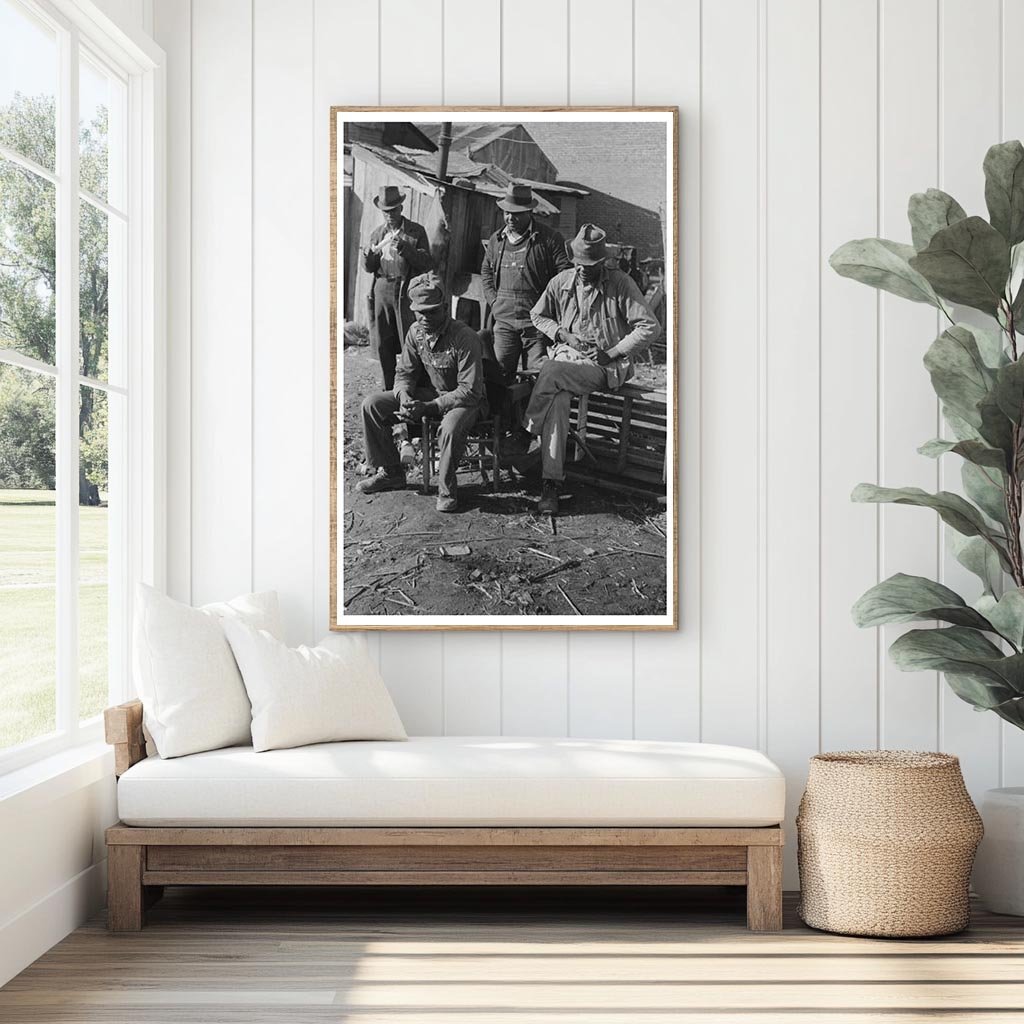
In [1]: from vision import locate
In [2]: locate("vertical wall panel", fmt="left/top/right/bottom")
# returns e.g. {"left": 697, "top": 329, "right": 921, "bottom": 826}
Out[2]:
{"left": 563, "top": 0, "right": 636, "bottom": 736}
{"left": 498, "top": 0, "right": 571, "bottom": 736}
{"left": 569, "top": 634, "right": 634, "bottom": 738}
{"left": 154, "top": 0, "right": 191, "bottom": 604}
{"left": 632, "top": 0, "right": 701, "bottom": 742}
{"left": 764, "top": 0, "right": 821, "bottom": 884}
{"left": 313, "top": 0, "right": 380, "bottom": 650}
{"left": 819, "top": 0, "right": 879, "bottom": 754}
{"left": 189, "top": 0, "right": 253, "bottom": 605}
{"left": 938, "top": 0, "right": 1002, "bottom": 795}
{"left": 1002, "top": 0, "right": 1024, "bottom": 786}
{"left": 501, "top": 0, "right": 568, "bottom": 105}
{"left": 699, "top": 0, "right": 761, "bottom": 749}
{"left": 502, "top": 634, "right": 568, "bottom": 736}
{"left": 444, "top": 639, "right": 501, "bottom": 734}
{"left": 381, "top": 634, "right": 445, "bottom": 735}
{"left": 440, "top": 0, "right": 504, "bottom": 733}
{"left": 253, "top": 0, "right": 316, "bottom": 645}
{"left": 443, "top": 0, "right": 500, "bottom": 105}
{"left": 878, "top": 0, "right": 941, "bottom": 751}
{"left": 381, "top": 0, "right": 443, "bottom": 105}
{"left": 375, "top": 0, "right": 447, "bottom": 725}
{"left": 568, "top": 0, "right": 632, "bottom": 104}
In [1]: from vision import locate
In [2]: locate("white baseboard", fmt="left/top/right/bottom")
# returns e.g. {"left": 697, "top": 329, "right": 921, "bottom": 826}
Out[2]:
{"left": 0, "top": 859, "right": 107, "bottom": 987}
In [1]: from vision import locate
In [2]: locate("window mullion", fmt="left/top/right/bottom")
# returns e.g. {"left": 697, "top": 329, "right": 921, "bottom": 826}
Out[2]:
{"left": 55, "top": 23, "right": 81, "bottom": 735}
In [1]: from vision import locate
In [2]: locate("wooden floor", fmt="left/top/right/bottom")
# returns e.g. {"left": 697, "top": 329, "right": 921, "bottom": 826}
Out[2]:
{"left": 2, "top": 886, "right": 1024, "bottom": 1022}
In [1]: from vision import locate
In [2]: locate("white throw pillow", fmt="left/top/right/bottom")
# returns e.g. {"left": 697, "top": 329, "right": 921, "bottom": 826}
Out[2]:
{"left": 133, "top": 584, "right": 283, "bottom": 758}
{"left": 223, "top": 621, "right": 407, "bottom": 752}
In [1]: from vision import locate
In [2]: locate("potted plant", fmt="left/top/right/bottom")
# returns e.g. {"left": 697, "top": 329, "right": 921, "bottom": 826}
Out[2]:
{"left": 832, "top": 140, "right": 1024, "bottom": 914}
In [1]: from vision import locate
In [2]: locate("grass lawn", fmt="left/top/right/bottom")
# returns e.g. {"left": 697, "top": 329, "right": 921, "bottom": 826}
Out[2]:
{"left": 0, "top": 489, "right": 109, "bottom": 751}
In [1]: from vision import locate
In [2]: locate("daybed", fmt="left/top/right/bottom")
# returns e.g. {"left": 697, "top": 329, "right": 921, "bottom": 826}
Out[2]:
{"left": 104, "top": 700, "right": 786, "bottom": 932}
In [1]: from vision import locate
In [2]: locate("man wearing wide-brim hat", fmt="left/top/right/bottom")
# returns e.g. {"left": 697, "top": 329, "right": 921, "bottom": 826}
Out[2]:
{"left": 523, "top": 223, "right": 662, "bottom": 515}
{"left": 357, "top": 273, "right": 487, "bottom": 513}
{"left": 362, "top": 185, "right": 434, "bottom": 390}
{"left": 480, "top": 182, "right": 572, "bottom": 378}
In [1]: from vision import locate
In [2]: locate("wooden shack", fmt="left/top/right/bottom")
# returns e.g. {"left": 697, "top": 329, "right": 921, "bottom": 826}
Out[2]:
{"left": 345, "top": 142, "right": 567, "bottom": 327}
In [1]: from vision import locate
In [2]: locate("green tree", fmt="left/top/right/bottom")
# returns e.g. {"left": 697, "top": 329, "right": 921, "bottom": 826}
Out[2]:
{"left": 0, "top": 92, "right": 109, "bottom": 502}
{"left": 0, "top": 365, "right": 54, "bottom": 489}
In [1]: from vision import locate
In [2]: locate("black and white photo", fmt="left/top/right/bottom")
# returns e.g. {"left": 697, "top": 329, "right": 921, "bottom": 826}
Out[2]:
{"left": 330, "top": 109, "right": 678, "bottom": 629}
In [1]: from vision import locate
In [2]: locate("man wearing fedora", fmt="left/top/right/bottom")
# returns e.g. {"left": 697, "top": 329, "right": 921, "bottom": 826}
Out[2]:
{"left": 362, "top": 185, "right": 433, "bottom": 390}
{"left": 524, "top": 223, "right": 661, "bottom": 515}
{"left": 357, "top": 273, "right": 487, "bottom": 513}
{"left": 480, "top": 182, "right": 572, "bottom": 378}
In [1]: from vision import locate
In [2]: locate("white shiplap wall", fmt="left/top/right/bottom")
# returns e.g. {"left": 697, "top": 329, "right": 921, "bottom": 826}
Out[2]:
{"left": 153, "top": 0, "right": 1024, "bottom": 884}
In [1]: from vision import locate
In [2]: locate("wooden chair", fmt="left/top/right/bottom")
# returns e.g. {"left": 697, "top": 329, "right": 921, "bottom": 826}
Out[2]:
{"left": 420, "top": 412, "right": 503, "bottom": 495}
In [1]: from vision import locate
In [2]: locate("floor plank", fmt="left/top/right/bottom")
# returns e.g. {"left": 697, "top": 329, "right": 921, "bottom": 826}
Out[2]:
{"left": 3, "top": 887, "right": 1024, "bottom": 1021}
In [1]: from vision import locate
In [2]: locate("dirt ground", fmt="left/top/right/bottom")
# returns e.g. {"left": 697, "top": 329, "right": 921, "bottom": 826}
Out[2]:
{"left": 340, "top": 343, "right": 668, "bottom": 618}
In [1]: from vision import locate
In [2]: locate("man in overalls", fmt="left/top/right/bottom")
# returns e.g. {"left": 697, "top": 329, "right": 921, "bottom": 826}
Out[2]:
{"left": 480, "top": 183, "right": 572, "bottom": 379}
{"left": 362, "top": 185, "right": 433, "bottom": 390}
{"left": 524, "top": 223, "right": 661, "bottom": 515}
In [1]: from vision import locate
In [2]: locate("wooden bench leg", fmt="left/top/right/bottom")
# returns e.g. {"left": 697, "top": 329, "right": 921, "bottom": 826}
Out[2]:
{"left": 746, "top": 845, "right": 783, "bottom": 932}
{"left": 107, "top": 845, "right": 145, "bottom": 932}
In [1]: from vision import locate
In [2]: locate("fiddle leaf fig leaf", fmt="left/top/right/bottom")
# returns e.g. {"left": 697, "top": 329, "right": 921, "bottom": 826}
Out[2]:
{"left": 962, "top": 461, "right": 1009, "bottom": 528}
{"left": 908, "top": 188, "right": 968, "bottom": 251}
{"left": 1008, "top": 241, "right": 1024, "bottom": 304}
{"left": 852, "top": 573, "right": 994, "bottom": 630}
{"left": 944, "top": 671, "right": 1024, "bottom": 713}
{"left": 942, "top": 407, "right": 983, "bottom": 442}
{"left": 950, "top": 532, "right": 1004, "bottom": 597}
{"left": 918, "top": 437, "right": 1008, "bottom": 471}
{"left": 969, "top": 322, "right": 1012, "bottom": 368}
{"left": 993, "top": 357, "right": 1024, "bottom": 423}
{"left": 978, "top": 392, "right": 1016, "bottom": 457}
{"left": 909, "top": 216, "right": 1011, "bottom": 314}
{"left": 888, "top": 627, "right": 1024, "bottom": 701}
{"left": 984, "top": 140, "right": 1024, "bottom": 246}
{"left": 830, "top": 238, "right": 943, "bottom": 307}
{"left": 923, "top": 325, "right": 997, "bottom": 427}
{"left": 977, "top": 589, "right": 1024, "bottom": 649}
{"left": 851, "top": 483, "right": 1011, "bottom": 566}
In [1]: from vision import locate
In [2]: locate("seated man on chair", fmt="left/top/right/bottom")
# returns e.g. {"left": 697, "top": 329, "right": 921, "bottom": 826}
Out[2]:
{"left": 522, "top": 223, "right": 661, "bottom": 515}
{"left": 357, "top": 274, "right": 487, "bottom": 513}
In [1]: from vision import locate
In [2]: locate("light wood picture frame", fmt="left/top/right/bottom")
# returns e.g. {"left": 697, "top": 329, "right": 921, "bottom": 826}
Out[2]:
{"left": 330, "top": 107, "right": 678, "bottom": 630}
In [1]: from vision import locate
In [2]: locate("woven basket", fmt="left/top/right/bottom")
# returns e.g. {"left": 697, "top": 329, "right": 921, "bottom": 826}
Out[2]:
{"left": 797, "top": 751, "right": 983, "bottom": 937}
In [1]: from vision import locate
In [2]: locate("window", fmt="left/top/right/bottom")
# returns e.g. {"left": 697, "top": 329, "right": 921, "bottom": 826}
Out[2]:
{"left": 0, "top": 0, "right": 160, "bottom": 772}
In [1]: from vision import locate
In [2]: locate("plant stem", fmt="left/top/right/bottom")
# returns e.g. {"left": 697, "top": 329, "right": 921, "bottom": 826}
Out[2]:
{"left": 1006, "top": 307, "right": 1024, "bottom": 587}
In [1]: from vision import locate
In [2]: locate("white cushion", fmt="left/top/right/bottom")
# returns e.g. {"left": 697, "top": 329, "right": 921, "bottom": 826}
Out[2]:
{"left": 222, "top": 622, "right": 407, "bottom": 752}
{"left": 133, "top": 585, "right": 283, "bottom": 759}
{"left": 116, "top": 736, "right": 786, "bottom": 827}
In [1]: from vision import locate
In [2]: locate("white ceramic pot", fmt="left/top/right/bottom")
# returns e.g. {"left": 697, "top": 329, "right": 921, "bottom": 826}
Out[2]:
{"left": 973, "top": 787, "right": 1024, "bottom": 916}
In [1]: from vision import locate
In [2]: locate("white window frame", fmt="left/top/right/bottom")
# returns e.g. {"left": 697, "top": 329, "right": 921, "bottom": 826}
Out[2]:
{"left": 0, "top": 0, "right": 164, "bottom": 776}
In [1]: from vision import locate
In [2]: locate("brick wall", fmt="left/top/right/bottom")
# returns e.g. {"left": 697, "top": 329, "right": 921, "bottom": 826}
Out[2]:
{"left": 571, "top": 187, "right": 665, "bottom": 260}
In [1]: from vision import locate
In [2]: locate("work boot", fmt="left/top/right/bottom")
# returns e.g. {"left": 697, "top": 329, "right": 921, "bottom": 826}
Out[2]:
{"left": 356, "top": 466, "right": 406, "bottom": 494}
{"left": 436, "top": 492, "right": 458, "bottom": 513}
{"left": 504, "top": 427, "right": 535, "bottom": 456}
{"left": 538, "top": 479, "right": 559, "bottom": 516}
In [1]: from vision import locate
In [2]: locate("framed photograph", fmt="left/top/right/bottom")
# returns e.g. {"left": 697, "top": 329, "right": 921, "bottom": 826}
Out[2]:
{"left": 330, "top": 107, "right": 678, "bottom": 630}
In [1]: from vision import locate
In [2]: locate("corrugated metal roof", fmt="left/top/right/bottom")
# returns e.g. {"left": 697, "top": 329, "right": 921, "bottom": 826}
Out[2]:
{"left": 349, "top": 143, "right": 561, "bottom": 216}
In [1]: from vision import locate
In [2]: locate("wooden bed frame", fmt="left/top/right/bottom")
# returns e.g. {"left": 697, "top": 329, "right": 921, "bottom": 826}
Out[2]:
{"left": 104, "top": 700, "right": 784, "bottom": 932}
